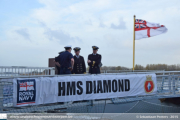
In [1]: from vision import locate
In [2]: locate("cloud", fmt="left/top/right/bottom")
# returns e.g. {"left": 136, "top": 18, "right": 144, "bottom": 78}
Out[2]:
{"left": 84, "top": 19, "right": 92, "bottom": 25}
{"left": 44, "top": 28, "right": 82, "bottom": 44}
{"left": 37, "top": 21, "right": 83, "bottom": 45}
{"left": 38, "top": 21, "right": 46, "bottom": 27}
{"left": 15, "top": 28, "right": 30, "bottom": 40}
{"left": 110, "top": 19, "right": 126, "bottom": 30}
{"left": 99, "top": 21, "right": 106, "bottom": 28}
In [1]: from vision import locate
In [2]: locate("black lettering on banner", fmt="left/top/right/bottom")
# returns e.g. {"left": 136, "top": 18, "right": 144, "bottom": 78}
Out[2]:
{"left": 67, "top": 82, "right": 76, "bottom": 95}
{"left": 112, "top": 80, "right": 117, "bottom": 92}
{"left": 97, "top": 80, "right": 103, "bottom": 93}
{"left": 93, "top": 81, "right": 96, "bottom": 94}
{"left": 118, "top": 79, "right": 124, "bottom": 92}
{"left": 77, "top": 81, "right": 83, "bottom": 95}
{"left": 58, "top": 82, "right": 65, "bottom": 96}
{"left": 125, "top": 79, "right": 130, "bottom": 91}
{"left": 57, "top": 79, "right": 130, "bottom": 97}
{"left": 86, "top": 81, "right": 92, "bottom": 94}
{"left": 103, "top": 80, "right": 111, "bottom": 93}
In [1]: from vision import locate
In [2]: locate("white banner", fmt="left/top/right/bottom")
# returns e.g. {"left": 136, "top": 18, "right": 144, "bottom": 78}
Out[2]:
{"left": 13, "top": 74, "right": 157, "bottom": 107}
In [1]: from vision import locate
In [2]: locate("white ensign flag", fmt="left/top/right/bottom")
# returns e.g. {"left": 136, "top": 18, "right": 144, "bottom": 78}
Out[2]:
{"left": 135, "top": 19, "right": 167, "bottom": 40}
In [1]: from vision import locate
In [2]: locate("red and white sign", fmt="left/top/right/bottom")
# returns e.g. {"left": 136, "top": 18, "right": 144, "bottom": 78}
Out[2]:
{"left": 135, "top": 19, "right": 167, "bottom": 40}
{"left": 19, "top": 82, "right": 34, "bottom": 91}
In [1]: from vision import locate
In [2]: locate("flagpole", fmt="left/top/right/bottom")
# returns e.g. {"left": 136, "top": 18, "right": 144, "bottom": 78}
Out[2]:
{"left": 133, "top": 15, "right": 136, "bottom": 71}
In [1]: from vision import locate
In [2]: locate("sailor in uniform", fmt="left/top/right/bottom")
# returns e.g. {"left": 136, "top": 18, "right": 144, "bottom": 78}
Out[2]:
{"left": 55, "top": 51, "right": 64, "bottom": 74}
{"left": 72, "top": 47, "right": 86, "bottom": 74}
{"left": 57, "top": 45, "right": 74, "bottom": 74}
{"left": 87, "top": 46, "right": 102, "bottom": 74}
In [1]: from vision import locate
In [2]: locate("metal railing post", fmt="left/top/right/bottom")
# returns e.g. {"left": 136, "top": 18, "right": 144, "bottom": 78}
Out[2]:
{"left": 0, "top": 81, "right": 3, "bottom": 111}
{"left": 5, "top": 68, "right": 6, "bottom": 76}
{"left": 177, "top": 76, "right": 180, "bottom": 91}
{"left": 90, "top": 100, "right": 93, "bottom": 106}
{"left": 168, "top": 75, "right": 172, "bottom": 93}
{"left": 172, "top": 76, "right": 175, "bottom": 95}
{"left": 161, "top": 77, "right": 165, "bottom": 92}
{"left": 50, "top": 69, "right": 54, "bottom": 75}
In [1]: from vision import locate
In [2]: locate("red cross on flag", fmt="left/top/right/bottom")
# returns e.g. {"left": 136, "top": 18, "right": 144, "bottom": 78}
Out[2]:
{"left": 135, "top": 19, "right": 167, "bottom": 40}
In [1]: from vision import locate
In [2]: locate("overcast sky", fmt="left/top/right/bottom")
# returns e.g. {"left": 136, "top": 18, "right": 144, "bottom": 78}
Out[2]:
{"left": 0, "top": 0, "right": 180, "bottom": 68}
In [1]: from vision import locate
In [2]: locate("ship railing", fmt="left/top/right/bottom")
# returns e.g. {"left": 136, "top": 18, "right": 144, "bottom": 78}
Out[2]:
{"left": 101, "top": 70, "right": 180, "bottom": 75}
{"left": 101, "top": 69, "right": 165, "bottom": 73}
{"left": 0, "top": 71, "right": 180, "bottom": 113}
{"left": 0, "top": 66, "right": 55, "bottom": 77}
